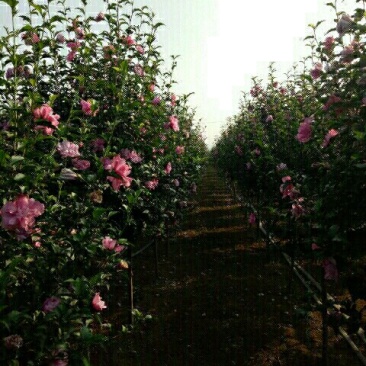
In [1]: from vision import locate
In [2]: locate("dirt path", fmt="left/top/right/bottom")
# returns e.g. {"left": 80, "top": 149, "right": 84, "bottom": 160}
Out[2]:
{"left": 107, "top": 165, "right": 360, "bottom": 366}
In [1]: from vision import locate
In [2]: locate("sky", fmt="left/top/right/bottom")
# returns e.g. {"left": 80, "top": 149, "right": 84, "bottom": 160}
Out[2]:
{"left": 0, "top": 0, "right": 357, "bottom": 148}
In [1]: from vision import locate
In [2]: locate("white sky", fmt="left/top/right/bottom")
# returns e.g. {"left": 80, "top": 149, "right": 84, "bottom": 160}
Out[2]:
{"left": 0, "top": 0, "right": 357, "bottom": 147}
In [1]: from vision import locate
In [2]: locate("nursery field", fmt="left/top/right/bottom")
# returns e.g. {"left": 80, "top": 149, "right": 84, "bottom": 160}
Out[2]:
{"left": 95, "top": 165, "right": 365, "bottom": 366}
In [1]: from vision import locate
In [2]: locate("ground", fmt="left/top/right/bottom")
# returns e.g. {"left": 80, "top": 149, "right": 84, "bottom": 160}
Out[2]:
{"left": 92, "top": 165, "right": 364, "bottom": 365}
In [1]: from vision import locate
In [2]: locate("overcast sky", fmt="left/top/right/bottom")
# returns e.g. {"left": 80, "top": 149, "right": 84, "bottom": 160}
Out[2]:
{"left": 0, "top": 0, "right": 357, "bottom": 147}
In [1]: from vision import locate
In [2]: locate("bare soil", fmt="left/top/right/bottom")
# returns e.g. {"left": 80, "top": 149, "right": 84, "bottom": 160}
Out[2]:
{"left": 92, "top": 165, "right": 364, "bottom": 365}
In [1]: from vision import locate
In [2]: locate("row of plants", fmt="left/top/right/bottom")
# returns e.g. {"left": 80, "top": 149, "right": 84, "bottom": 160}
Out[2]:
{"left": 213, "top": 2, "right": 366, "bottom": 361}
{"left": 214, "top": 0, "right": 366, "bottom": 274}
{"left": 0, "top": 0, "right": 207, "bottom": 364}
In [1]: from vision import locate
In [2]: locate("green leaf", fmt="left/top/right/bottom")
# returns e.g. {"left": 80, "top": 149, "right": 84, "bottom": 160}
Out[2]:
{"left": 92, "top": 208, "right": 106, "bottom": 220}
{"left": 14, "top": 173, "right": 25, "bottom": 181}
{"left": 10, "top": 155, "right": 24, "bottom": 164}
{"left": 0, "top": 0, "right": 19, "bottom": 12}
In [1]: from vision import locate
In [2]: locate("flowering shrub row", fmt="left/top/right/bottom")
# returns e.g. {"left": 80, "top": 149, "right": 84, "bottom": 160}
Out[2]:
{"left": 0, "top": 0, "right": 206, "bottom": 364}
{"left": 213, "top": 0, "right": 366, "bottom": 281}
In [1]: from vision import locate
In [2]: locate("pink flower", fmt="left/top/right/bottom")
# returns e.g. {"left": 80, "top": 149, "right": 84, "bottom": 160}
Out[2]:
{"left": 42, "top": 297, "right": 61, "bottom": 313}
{"left": 80, "top": 99, "right": 98, "bottom": 116}
{"left": 167, "top": 115, "right": 179, "bottom": 131}
{"left": 103, "top": 45, "right": 115, "bottom": 60}
{"left": 134, "top": 64, "right": 144, "bottom": 77}
{"left": 114, "top": 245, "right": 126, "bottom": 253}
{"left": 106, "top": 155, "right": 133, "bottom": 190}
{"left": 323, "top": 36, "right": 335, "bottom": 51}
{"left": 311, "top": 243, "right": 321, "bottom": 251}
{"left": 66, "top": 41, "right": 81, "bottom": 51}
{"left": 74, "top": 27, "right": 85, "bottom": 39}
{"left": 56, "top": 33, "right": 66, "bottom": 43}
{"left": 276, "top": 163, "right": 287, "bottom": 171}
{"left": 175, "top": 146, "right": 184, "bottom": 155}
{"left": 124, "top": 35, "right": 135, "bottom": 46}
{"left": 296, "top": 117, "right": 313, "bottom": 143}
{"left": 171, "top": 94, "right": 177, "bottom": 106}
{"left": 149, "top": 83, "right": 155, "bottom": 92}
{"left": 145, "top": 179, "right": 159, "bottom": 190}
{"left": 321, "top": 129, "right": 339, "bottom": 148}
{"left": 265, "top": 115, "right": 273, "bottom": 123}
{"left": 152, "top": 96, "right": 161, "bottom": 105}
{"left": 72, "top": 159, "right": 90, "bottom": 170}
{"left": 1, "top": 195, "right": 44, "bottom": 236}
{"left": 323, "top": 95, "right": 342, "bottom": 111}
{"left": 136, "top": 45, "right": 144, "bottom": 54}
{"left": 165, "top": 162, "right": 172, "bottom": 174}
{"left": 129, "top": 151, "right": 142, "bottom": 163}
{"left": 362, "top": 97, "right": 366, "bottom": 106}
{"left": 253, "top": 148, "right": 260, "bottom": 156}
{"left": 340, "top": 45, "right": 354, "bottom": 63}
{"left": 92, "top": 293, "right": 107, "bottom": 311}
{"left": 91, "top": 138, "right": 105, "bottom": 152}
{"left": 33, "top": 104, "right": 60, "bottom": 135}
{"left": 248, "top": 213, "right": 256, "bottom": 225}
{"left": 4, "top": 335, "right": 23, "bottom": 350}
{"left": 173, "top": 179, "right": 180, "bottom": 187}
{"left": 310, "top": 63, "right": 323, "bottom": 79}
{"left": 95, "top": 12, "right": 105, "bottom": 22}
{"left": 250, "top": 85, "right": 262, "bottom": 97}
{"left": 66, "top": 51, "right": 76, "bottom": 62}
{"left": 280, "top": 181, "right": 295, "bottom": 199}
{"left": 102, "top": 236, "right": 117, "bottom": 250}
{"left": 291, "top": 199, "right": 305, "bottom": 219}
{"left": 57, "top": 141, "right": 81, "bottom": 158}
{"left": 323, "top": 258, "right": 338, "bottom": 281}
{"left": 22, "top": 32, "right": 40, "bottom": 45}
{"left": 336, "top": 14, "right": 353, "bottom": 37}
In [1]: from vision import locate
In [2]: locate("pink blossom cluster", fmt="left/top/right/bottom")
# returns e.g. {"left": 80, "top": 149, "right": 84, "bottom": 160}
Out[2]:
{"left": 145, "top": 178, "right": 159, "bottom": 190}
{"left": 103, "top": 155, "right": 133, "bottom": 191}
{"left": 323, "top": 36, "right": 335, "bottom": 52}
{"left": 175, "top": 146, "right": 184, "bottom": 155}
{"left": 336, "top": 14, "right": 353, "bottom": 37}
{"left": 21, "top": 32, "right": 40, "bottom": 45}
{"left": 321, "top": 129, "right": 339, "bottom": 148}
{"left": 92, "top": 293, "right": 107, "bottom": 311}
{"left": 296, "top": 116, "right": 313, "bottom": 143}
{"left": 165, "top": 162, "right": 172, "bottom": 174}
{"left": 57, "top": 140, "right": 81, "bottom": 158}
{"left": 248, "top": 213, "right": 256, "bottom": 225}
{"left": 33, "top": 104, "right": 60, "bottom": 135}
{"left": 120, "top": 149, "right": 143, "bottom": 163}
{"left": 1, "top": 195, "right": 45, "bottom": 238}
{"left": 134, "top": 64, "right": 144, "bottom": 77}
{"left": 322, "top": 94, "right": 342, "bottom": 111}
{"left": 164, "top": 115, "right": 179, "bottom": 131}
{"left": 90, "top": 138, "right": 105, "bottom": 152}
{"left": 310, "top": 63, "right": 323, "bottom": 79}
{"left": 102, "top": 236, "right": 126, "bottom": 253}
{"left": 42, "top": 297, "right": 61, "bottom": 313}
{"left": 80, "top": 99, "right": 98, "bottom": 116}
{"left": 66, "top": 41, "right": 81, "bottom": 62}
